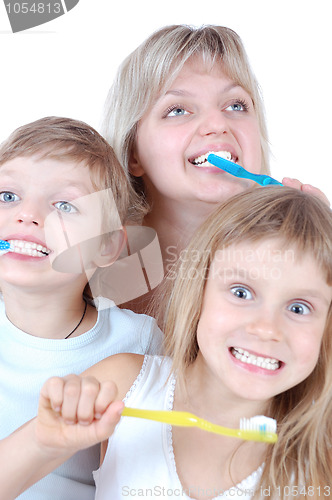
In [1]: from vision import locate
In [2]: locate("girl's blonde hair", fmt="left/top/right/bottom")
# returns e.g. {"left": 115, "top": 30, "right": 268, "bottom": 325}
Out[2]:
{"left": 161, "top": 186, "right": 332, "bottom": 497}
{"left": 102, "top": 24, "right": 270, "bottom": 200}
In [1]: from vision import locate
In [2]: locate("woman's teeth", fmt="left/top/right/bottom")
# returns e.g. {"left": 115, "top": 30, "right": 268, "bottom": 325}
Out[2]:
{"left": 7, "top": 240, "right": 51, "bottom": 258}
{"left": 192, "top": 150, "right": 233, "bottom": 167}
{"left": 231, "top": 347, "right": 280, "bottom": 371}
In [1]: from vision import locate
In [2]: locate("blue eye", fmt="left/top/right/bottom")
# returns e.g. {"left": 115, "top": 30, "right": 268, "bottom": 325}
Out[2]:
{"left": 54, "top": 201, "right": 78, "bottom": 214}
{"left": 289, "top": 302, "right": 311, "bottom": 315}
{"left": 231, "top": 286, "right": 253, "bottom": 300}
{"left": 166, "top": 106, "right": 189, "bottom": 117}
{"left": 0, "top": 191, "right": 20, "bottom": 203}
{"left": 225, "top": 100, "right": 249, "bottom": 112}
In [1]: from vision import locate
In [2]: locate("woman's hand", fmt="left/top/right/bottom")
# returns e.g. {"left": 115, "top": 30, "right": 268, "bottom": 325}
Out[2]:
{"left": 282, "top": 178, "right": 330, "bottom": 206}
{"left": 36, "top": 374, "right": 124, "bottom": 457}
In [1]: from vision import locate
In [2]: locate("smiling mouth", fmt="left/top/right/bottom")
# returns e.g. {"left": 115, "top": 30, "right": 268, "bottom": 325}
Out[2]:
{"left": 7, "top": 239, "right": 51, "bottom": 258}
{"left": 190, "top": 150, "right": 238, "bottom": 167}
{"left": 231, "top": 347, "right": 281, "bottom": 371}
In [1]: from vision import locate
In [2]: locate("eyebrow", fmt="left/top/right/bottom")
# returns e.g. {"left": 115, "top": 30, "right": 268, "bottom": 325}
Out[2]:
{"left": 164, "top": 82, "right": 242, "bottom": 99}
{"left": 0, "top": 171, "right": 93, "bottom": 197}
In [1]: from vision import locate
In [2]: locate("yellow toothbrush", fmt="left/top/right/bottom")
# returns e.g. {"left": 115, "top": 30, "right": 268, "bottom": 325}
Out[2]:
{"left": 122, "top": 407, "right": 277, "bottom": 444}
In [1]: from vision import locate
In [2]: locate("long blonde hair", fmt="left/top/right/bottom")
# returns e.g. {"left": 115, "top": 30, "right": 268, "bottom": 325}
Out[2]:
{"left": 161, "top": 186, "right": 332, "bottom": 497}
{"left": 102, "top": 24, "right": 270, "bottom": 201}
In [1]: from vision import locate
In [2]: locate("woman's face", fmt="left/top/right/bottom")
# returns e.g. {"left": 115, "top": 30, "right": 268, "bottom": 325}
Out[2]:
{"left": 130, "top": 57, "right": 262, "bottom": 211}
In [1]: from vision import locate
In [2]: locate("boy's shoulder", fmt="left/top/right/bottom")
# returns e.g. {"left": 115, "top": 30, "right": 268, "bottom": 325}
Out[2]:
{"left": 96, "top": 296, "right": 157, "bottom": 325}
{"left": 95, "top": 296, "right": 163, "bottom": 355}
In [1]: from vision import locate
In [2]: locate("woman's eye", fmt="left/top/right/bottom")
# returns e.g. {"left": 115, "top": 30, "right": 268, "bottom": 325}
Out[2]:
{"left": 166, "top": 106, "right": 189, "bottom": 117}
{"left": 54, "top": 201, "right": 78, "bottom": 214}
{"left": 0, "top": 191, "right": 20, "bottom": 203}
{"left": 225, "top": 100, "right": 249, "bottom": 112}
{"left": 230, "top": 286, "right": 253, "bottom": 300}
{"left": 288, "top": 302, "right": 311, "bottom": 315}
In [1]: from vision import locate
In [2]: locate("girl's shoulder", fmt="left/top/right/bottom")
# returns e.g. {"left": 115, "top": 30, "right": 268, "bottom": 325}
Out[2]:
{"left": 83, "top": 353, "right": 146, "bottom": 400}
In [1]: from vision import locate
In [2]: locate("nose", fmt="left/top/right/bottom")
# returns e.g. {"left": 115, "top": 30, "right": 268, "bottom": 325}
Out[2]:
{"left": 245, "top": 312, "right": 283, "bottom": 342}
{"left": 16, "top": 202, "right": 43, "bottom": 227}
{"left": 197, "top": 109, "right": 230, "bottom": 137}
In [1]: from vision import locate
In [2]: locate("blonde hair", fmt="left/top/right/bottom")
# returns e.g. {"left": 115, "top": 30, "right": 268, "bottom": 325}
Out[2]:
{"left": 0, "top": 116, "right": 145, "bottom": 224}
{"left": 102, "top": 24, "right": 270, "bottom": 200}
{"left": 161, "top": 186, "right": 332, "bottom": 497}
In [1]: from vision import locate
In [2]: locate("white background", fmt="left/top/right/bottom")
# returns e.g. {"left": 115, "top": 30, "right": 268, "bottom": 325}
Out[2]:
{"left": 0, "top": 0, "right": 331, "bottom": 201}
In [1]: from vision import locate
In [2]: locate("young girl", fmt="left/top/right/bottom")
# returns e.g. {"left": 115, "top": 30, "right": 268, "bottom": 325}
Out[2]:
{"left": 0, "top": 117, "right": 163, "bottom": 500}
{"left": 3, "top": 186, "right": 332, "bottom": 499}
{"left": 102, "top": 24, "right": 329, "bottom": 313}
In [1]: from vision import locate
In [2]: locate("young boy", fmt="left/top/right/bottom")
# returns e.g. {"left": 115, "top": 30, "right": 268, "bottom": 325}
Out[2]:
{"left": 0, "top": 117, "right": 163, "bottom": 500}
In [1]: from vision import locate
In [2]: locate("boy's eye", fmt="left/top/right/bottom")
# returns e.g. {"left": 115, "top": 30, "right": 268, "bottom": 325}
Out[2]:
{"left": 166, "top": 106, "right": 189, "bottom": 117}
{"left": 288, "top": 302, "right": 311, "bottom": 315}
{"left": 230, "top": 286, "right": 253, "bottom": 300}
{"left": 0, "top": 191, "right": 20, "bottom": 203}
{"left": 54, "top": 201, "right": 78, "bottom": 214}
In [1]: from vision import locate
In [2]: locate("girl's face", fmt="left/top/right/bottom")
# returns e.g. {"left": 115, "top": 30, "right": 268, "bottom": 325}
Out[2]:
{"left": 194, "top": 239, "right": 332, "bottom": 406}
{"left": 130, "top": 57, "right": 262, "bottom": 210}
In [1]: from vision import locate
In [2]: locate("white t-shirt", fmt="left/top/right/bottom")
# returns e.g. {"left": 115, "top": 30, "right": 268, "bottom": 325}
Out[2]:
{"left": 0, "top": 297, "right": 163, "bottom": 500}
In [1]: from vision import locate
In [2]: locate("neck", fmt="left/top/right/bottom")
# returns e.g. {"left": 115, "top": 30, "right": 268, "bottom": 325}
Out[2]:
{"left": 179, "top": 360, "right": 269, "bottom": 426}
{"left": 143, "top": 198, "right": 215, "bottom": 271}
{"left": 1, "top": 285, "right": 96, "bottom": 339}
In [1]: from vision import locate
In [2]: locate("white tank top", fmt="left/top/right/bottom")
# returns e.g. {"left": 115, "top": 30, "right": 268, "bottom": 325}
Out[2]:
{"left": 93, "top": 355, "right": 262, "bottom": 499}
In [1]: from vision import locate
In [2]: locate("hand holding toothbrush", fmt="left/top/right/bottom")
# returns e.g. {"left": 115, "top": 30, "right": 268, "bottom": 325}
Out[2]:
{"left": 36, "top": 374, "right": 124, "bottom": 456}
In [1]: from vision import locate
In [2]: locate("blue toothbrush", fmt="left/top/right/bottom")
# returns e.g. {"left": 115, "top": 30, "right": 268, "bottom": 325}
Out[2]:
{"left": 207, "top": 154, "right": 282, "bottom": 186}
{"left": 0, "top": 240, "right": 12, "bottom": 255}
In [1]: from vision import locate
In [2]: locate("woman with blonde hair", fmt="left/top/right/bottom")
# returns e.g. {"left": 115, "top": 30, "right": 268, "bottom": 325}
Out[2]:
{"left": 102, "top": 24, "right": 329, "bottom": 312}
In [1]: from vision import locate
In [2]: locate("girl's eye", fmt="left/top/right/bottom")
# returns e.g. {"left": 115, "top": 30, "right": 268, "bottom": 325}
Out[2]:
{"left": 230, "top": 286, "right": 253, "bottom": 300}
{"left": 0, "top": 191, "right": 20, "bottom": 203}
{"left": 225, "top": 100, "right": 249, "bottom": 112}
{"left": 288, "top": 302, "right": 311, "bottom": 315}
{"left": 54, "top": 201, "right": 78, "bottom": 214}
{"left": 166, "top": 106, "right": 189, "bottom": 117}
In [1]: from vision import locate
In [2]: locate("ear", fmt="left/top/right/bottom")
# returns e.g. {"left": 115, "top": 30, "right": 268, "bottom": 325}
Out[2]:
{"left": 128, "top": 147, "right": 145, "bottom": 178}
{"left": 93, "top": 228, "right": 127, "bottom": 268}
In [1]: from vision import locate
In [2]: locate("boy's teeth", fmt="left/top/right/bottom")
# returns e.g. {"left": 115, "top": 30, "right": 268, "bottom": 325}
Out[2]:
{"left": 192, "top": 150, "right": 233, "bottom": 166}
{"left": 231, "top": 347, "right": 280, "bottom": 371}
{"left": 7, "top": 239, "right": 50, "bottom": 257}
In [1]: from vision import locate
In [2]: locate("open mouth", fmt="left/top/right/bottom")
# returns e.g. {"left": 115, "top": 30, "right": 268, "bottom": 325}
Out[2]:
{"left": 190, "top": 150, "right": 238, "bottom": 167}
{"left": 7, "top": 239, "right": 51, "bottom": 258}
{"left": 230, "top": 347, "right": 281, "bottom": 371}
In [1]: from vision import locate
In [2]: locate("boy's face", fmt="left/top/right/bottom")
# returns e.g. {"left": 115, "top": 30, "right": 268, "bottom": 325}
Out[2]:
{"left": 0, "top": 155, "right": 104, "bottom": 292}
{"left": 194, "top": 239, "right": 332, "bottom": 407}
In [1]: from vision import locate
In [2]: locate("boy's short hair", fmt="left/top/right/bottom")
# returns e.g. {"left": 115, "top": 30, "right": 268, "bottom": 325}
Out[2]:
{"left": 0, "top": 116, "right": 145, "bottom": 224}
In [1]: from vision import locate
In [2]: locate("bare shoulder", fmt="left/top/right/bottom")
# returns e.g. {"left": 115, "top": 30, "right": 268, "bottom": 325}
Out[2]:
{"left": 83, "top": 353, "right": 144, "bottom": 400}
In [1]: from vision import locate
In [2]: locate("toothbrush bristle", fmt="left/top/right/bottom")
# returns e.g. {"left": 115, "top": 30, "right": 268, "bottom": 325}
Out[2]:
{"left": 0, "top": 240, "right": 11, "bottom": 251}
{"left": 240, "top": 415, "right": 277, "bottom": 434}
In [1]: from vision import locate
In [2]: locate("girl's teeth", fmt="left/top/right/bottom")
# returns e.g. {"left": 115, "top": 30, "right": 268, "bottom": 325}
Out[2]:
{"left": 192, "top": 150, "right": 233, "bottom": 166}
{"left": 7, "top": 239, "right": 50, "bottom": 258}
{"left": 231, "top": 347, "right": 280, "bottom": 371}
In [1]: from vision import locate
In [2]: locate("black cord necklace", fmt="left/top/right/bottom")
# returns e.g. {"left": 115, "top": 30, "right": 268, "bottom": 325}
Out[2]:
{"left": 64, "top": 299, "right": 88, "bottom": 339}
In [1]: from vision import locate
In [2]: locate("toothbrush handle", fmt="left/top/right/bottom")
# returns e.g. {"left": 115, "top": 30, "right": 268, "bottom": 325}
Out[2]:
{"left": 207, "top": 154, "right": 282, "bottom": 187}
{"left": 122, "top": 407, "right": 198, "bottom": 427}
